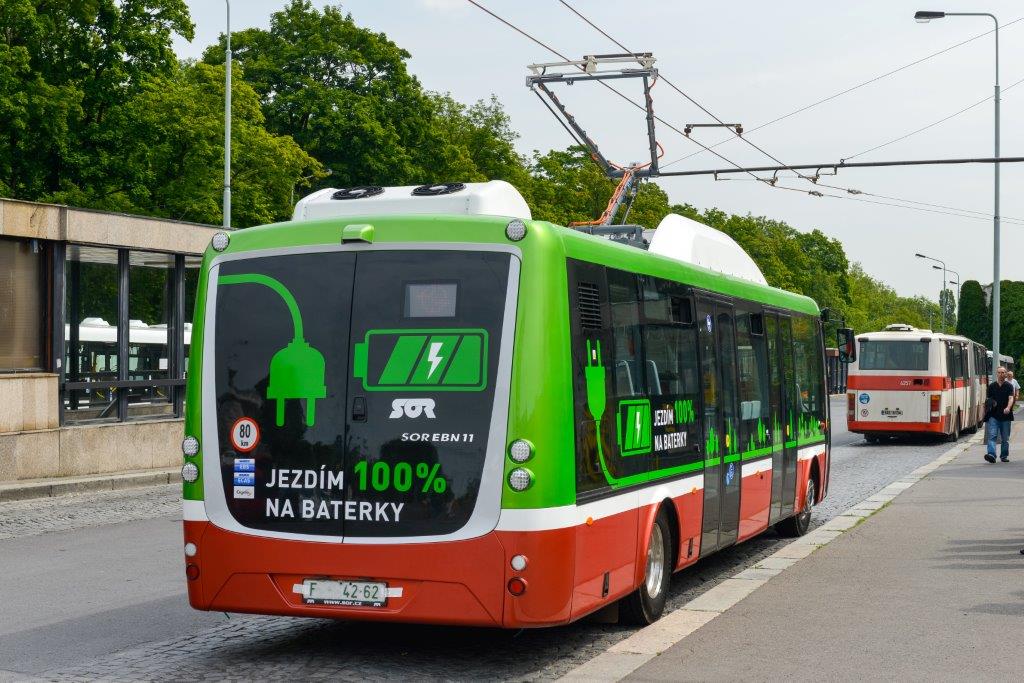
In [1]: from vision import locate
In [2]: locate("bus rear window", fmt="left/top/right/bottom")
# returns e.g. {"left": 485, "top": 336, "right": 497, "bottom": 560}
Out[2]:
{"left": 858, "top": 340, "right": 929, "bottom": 371}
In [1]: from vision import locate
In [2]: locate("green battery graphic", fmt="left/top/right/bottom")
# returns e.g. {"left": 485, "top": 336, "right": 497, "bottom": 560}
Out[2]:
{"left": 353, "top": 329, "right": 489, "bottom": 391}
{"left": 617, "top": 398, "right": 652, "bottom": 457}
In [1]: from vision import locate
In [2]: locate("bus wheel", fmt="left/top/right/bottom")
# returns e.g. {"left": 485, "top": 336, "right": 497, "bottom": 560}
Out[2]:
{"left": 947, "top": 413, "right": 961, "bottom": 442}
{"left": 621, "top": 509, "right": 672, "bottom": 625}
{"left": 864, "top": 434, "right": 880, "bottom": 444}
{"left": 776, "top": 476, "right": 815, "bottom": 537}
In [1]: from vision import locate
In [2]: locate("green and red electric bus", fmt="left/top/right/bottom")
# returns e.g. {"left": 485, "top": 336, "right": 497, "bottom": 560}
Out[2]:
{"left": 180, "top": 181, "right": 849, "bottom": 627}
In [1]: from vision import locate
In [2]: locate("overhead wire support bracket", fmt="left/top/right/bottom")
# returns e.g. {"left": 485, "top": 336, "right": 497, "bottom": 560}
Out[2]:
{"left": 526, "top": 53, "right": 661, "bottom": 179}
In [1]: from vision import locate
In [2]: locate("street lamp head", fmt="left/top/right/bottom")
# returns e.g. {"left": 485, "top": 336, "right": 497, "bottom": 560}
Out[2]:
{"left": 932, "top": 265, "right": 942, "bottom": 270}
{"left": 915, "top": 253, "right": 926, "bottom": 258}
{"left": 915, "top": 11, "right": 946, "bottom": 23}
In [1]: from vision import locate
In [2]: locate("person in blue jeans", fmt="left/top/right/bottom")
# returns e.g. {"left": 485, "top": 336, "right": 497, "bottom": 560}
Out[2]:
{"left": 985, "top": 366, "right": 1015, "bottom": 463}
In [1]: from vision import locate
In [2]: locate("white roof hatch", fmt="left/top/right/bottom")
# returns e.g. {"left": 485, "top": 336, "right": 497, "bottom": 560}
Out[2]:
{"left": 292, "top": 181, "right": 531, "bottom": 221}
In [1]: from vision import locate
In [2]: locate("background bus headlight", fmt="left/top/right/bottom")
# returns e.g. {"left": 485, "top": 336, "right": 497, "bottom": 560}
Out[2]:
{"left": 182, "top": 435, "right": 200, "bottom": 457}
{"left": 508, "top": 468, "right": 532, "bottom": 491}
{"left": 181, "top": 462, "right": 200, "bottom": 483}
{"left": 508, "top": 439, "right": 533, "bottom": 463}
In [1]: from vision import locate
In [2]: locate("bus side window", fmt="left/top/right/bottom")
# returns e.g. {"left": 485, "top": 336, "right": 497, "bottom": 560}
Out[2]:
{"left": 607, "top": 269, "right": 642, "bottom": 398}
{"left": 735, "top": 309, "right": 771, "bottom": 456}
{"left": 640, "top": 276, "right": 701, "bottom": 470}
{"left": 792, "top": 315, "right": 825, "bottom": 444}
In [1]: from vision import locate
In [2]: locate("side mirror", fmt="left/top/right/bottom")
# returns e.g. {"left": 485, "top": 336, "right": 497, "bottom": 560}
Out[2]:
{"left": 837, "top": 328, "right": 856, "bottom": 364}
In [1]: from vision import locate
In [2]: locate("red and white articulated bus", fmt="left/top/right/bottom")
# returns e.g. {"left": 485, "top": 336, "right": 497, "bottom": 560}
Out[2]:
{"left": 847, "top": 324, "right": 988, "bottom": 442}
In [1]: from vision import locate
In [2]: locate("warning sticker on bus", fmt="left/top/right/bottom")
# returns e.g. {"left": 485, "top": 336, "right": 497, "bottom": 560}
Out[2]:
{"left": 352, "top": 329, "right": 488, "bottom": 392}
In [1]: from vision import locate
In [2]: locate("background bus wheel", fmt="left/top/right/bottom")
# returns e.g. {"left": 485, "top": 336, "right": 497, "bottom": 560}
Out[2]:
{"left": 864, "top": 434, "right": 879, "bottom": 444}
{"left": 776, "top": 476, "right": 815, "bottom": 537}
{"left": 947, "top": 413, "right": 961, "bottom": 442}
{"left": 620, "top": 509, "right": 672, "bottom": 625}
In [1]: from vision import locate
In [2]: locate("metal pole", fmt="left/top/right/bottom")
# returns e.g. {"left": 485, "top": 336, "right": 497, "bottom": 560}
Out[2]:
{"left": 942, "top": 263, "right": 947, "bottom": 333}
{"left": 993, "top": 16, "right": 1001, "bottom": 363}
{"left": 223, "top": 0, "right": 231, "bottom": 229}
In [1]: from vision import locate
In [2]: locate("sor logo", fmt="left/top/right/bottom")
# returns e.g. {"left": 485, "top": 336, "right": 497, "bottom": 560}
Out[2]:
{"left": 389, "top": 398, "right": 436, "bottom": 419}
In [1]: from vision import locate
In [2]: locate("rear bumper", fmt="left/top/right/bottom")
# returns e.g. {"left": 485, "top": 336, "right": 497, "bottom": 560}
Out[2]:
{"left": 182, "top": 520, "right": 575, "bottom": 628}
{"left": 848, "top": 418, "right": 946, "bottom": 435}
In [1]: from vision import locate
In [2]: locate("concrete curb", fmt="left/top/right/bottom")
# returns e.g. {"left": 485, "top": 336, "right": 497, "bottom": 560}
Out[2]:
{"left": 557, "top": 433, "right": 981, "bottom": 682}
{"left": 0, "top": 468, "right": 181, "bottom": 502}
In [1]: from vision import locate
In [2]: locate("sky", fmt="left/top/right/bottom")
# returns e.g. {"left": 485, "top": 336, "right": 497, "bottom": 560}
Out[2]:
{"left": 175, "top": 1, "right": 1024, "bottom": 302}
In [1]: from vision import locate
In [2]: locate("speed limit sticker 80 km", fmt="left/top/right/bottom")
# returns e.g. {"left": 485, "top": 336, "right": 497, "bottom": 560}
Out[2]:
{"left": 230, "top": 417, "right": 260, "bottom": 452}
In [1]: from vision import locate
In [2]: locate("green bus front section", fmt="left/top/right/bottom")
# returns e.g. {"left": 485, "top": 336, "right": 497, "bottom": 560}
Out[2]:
{"left": 183, "top": 214, "right": 820, "bottom": 514}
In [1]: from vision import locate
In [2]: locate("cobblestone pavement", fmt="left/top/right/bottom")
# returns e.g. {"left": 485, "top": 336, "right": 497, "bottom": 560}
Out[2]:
{"left": 3, "top": 404, "right": 969, "bottom": 681}
{"left": 0, "top": 485, "right": 179, "bottom": 541}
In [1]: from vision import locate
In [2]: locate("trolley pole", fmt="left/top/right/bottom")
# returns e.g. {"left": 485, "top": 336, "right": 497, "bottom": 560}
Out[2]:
{"left": 223, "top": 0, "right": 232, "bottom": 230}
{"left": 914, "top": 10, "right": 1000, "bottom": 356}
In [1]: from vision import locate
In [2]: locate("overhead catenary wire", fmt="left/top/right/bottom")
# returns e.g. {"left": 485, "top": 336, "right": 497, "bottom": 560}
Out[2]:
{"left": 843, "top": 75, "right": 1024, "bottom": 161}
{"left": 471, "top": 0, "right": 1024, "bottom": 227}
{"left": 658, "top": 16, "right": 1024, "bottom": 169}
{"left": 555, "top": 0, "right": 1019, "bottom": 224}
{"left": 466, "top": 0, "right": 778, "bottom": 187}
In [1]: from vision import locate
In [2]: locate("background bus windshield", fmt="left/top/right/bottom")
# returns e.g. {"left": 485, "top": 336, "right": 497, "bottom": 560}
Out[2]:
{"left": 858, "top": 340, "right": 929, "bottom": 371}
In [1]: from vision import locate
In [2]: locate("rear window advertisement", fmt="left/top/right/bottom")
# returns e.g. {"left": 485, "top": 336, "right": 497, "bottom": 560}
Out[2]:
{"left": 214, "top": 250, "right": 510, "bottom": 537}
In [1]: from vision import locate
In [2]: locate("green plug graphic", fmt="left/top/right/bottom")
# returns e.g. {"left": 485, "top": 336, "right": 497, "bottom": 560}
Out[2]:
{"left": 219, "top": 274, "right": 326, "bottom": 427}
{"left": 584, "top": 339, "right": 617, "bottom": 483}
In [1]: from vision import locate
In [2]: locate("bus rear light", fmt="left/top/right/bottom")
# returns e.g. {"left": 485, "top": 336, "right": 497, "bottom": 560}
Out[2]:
{"left": 211, "top": 232, "right": 230, "bottom": 252}
{"left": 507, "top": 577, "right": 527, "bottom": 596}
{"left": 930, "top": 394, "right": 941, "bottom": 421}
{"left": 185, "top": 563, "right": 200, "bottom": 581}
{"left": 510, "top": 554, "right": 528, "bottom": 571}
{"left": 181, "top": 462, "right": 200, "bottom": 483}
{"left": 508, "top": 468, "right": 533, "bottom": 492}
{"left": 182, "top": 435, "right": 200, "bottom": 457}
{"left": 505, "top": 219, "right": 527, "bottom": 242}
{"left": 847, "top": 393, "right": 855, "bottom": 415}
{"left": 508, "top": 439, "right": 533, "bottom": 463}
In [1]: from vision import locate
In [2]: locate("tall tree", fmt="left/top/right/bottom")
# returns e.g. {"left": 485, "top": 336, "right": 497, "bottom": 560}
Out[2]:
{"left": 203, "top": 0, "right": 437, "bottom": 189}
{"left": 0, "top": 0, "right": 194, "bottom": 201}
{"left": 94, "top": 61, "right": 322, "bottom": 227}
{"left": 957, "top": 280, "right": 989, "bottom": 344}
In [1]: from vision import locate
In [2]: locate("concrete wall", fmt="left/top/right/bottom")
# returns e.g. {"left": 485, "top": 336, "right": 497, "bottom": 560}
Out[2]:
{"left": 0, "top": 374, "right": 59, "bottom": 433}
{"left": 0, "top": 418, "right": 183, "bottom": 482}
{"left": 0, "top": 197, "right": 219, "bottom": 254}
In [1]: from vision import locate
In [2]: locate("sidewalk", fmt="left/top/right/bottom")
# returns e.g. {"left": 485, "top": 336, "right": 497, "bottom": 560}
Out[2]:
{"left": 0, "top": 467, "right": 179, "bottom": 502}
{"left": 629, "top": 430, "right": 1024, "bottom": 681}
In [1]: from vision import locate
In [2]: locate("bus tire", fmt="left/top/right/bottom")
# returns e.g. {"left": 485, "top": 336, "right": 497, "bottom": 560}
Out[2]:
{"left": 864, "top": 434, "right": 879, "bottom": 444}
{"left": 776, "top": 475, "right": 815, "bottom": 538}
{"left": 620, "top": 508, "right": 672, "bottom": 625}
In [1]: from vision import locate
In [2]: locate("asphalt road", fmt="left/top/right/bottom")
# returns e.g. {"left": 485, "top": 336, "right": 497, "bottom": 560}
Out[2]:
{"left": 0, "top": 397, "right": 974, "bottom": 682}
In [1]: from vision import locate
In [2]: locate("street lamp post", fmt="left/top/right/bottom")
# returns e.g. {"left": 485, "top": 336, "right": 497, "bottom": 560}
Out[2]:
{"left": 915, "top": 10, "right": 1000, "bottom": 358}
{"left": 935, "top": 265, "right": 961, "bottom": 303}
{"left": 223, "top": 0, "right": 231, "bottom": 230}
{"left": 916, "top": 252, "right": 947, "bottom": 331}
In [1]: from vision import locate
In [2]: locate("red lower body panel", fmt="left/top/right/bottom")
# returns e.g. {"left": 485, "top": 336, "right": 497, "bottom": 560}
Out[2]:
{"left": 183, "top": 464, "right": 818, "bottom": 628}
{"left": 849, "top": 417, "right": 946, "bottom": 434}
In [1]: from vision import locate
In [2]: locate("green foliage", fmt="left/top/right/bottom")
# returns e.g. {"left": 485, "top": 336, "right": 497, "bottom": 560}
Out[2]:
{"left": 957, "top": 280, "right": 989, "bottom": 345}
{"left": 994, "top": 281, "right": 1024, "bottom": 366}
{"left": 842, "top": 263, "right": 940, "bottom": 333}
{"left": 939, "top": 288, "right": 957, "bottom": 334}
{"left": 202, "top": 0, "right": 437, "bottom": 189}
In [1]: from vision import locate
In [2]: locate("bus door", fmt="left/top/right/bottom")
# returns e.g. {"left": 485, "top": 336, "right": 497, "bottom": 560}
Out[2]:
{"left": 698, "top": 298, "right": 742, "bottom": 555}
{"left": 344, "top": 250, "right": 512, "bottom": 539}
{"left": 766, "top": 313, "right": 786, "bottom": 526}
{"left": 779, "top": 315, "right": 798, "bottom": 514}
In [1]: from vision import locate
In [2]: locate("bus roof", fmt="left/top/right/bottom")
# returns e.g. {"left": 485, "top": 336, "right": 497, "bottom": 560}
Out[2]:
{"left": 213, "top": 213, "right": 820, "bottom": 317}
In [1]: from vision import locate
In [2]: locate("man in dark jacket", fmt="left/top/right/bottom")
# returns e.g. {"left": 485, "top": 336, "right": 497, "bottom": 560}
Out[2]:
{"left": 984, "top": 366, "right": 1015, "bottom": 463}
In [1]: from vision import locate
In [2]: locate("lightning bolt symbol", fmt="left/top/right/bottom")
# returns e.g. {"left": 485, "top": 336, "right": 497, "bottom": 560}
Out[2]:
{"left": 426, "top": 342, "right": 444, "bottom": 378}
